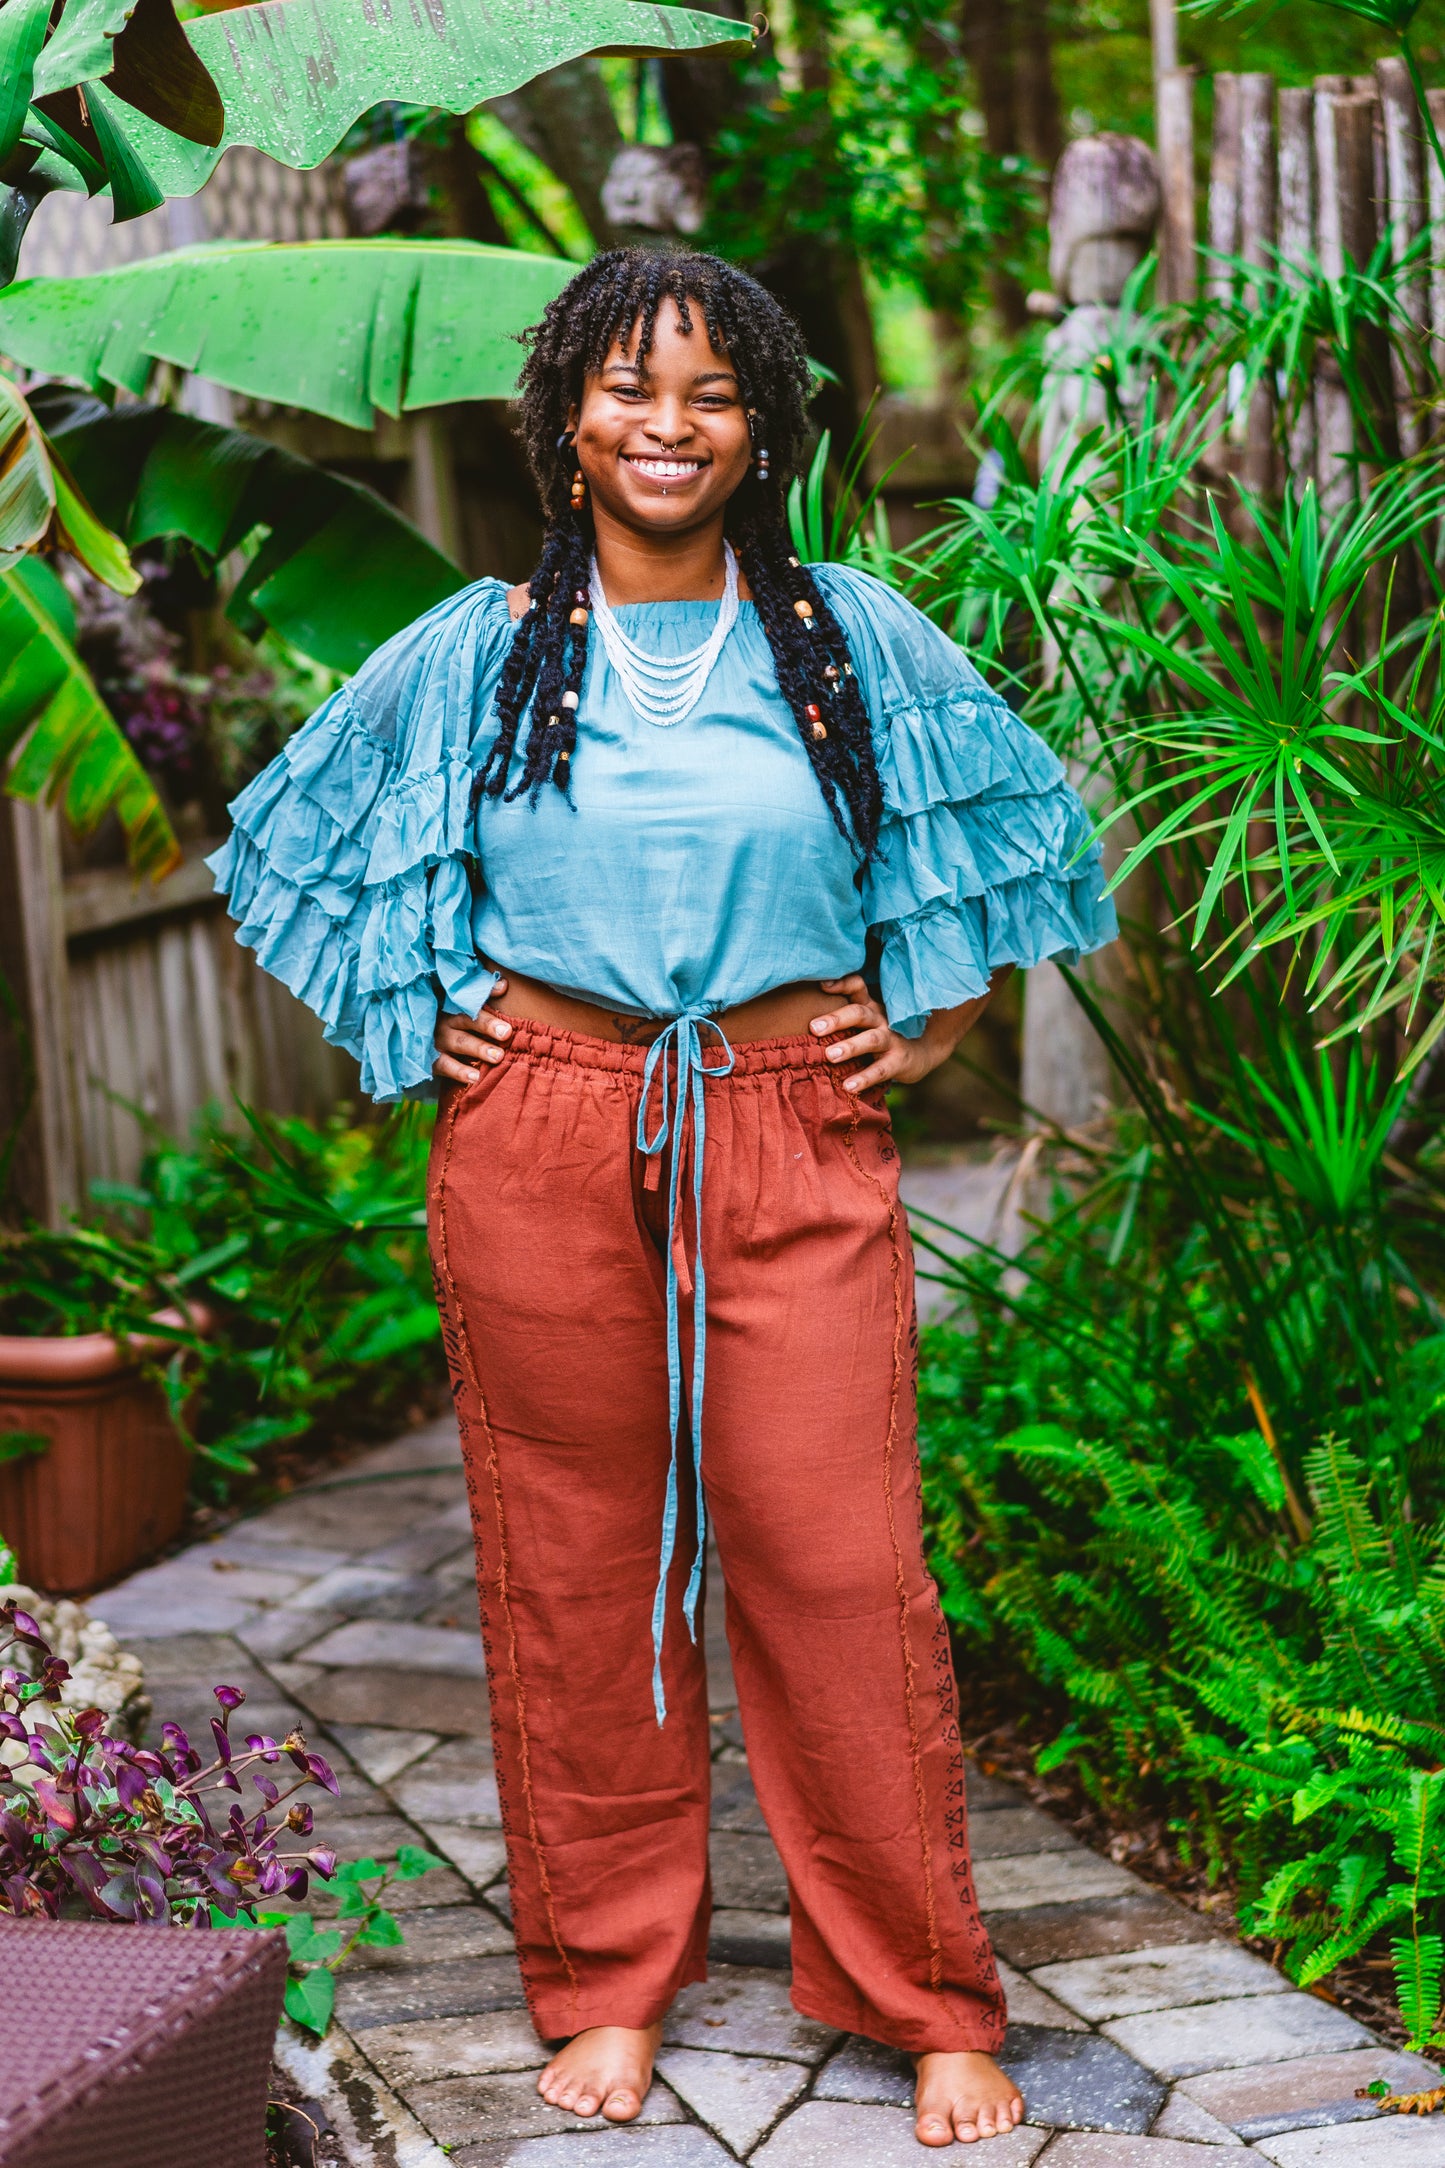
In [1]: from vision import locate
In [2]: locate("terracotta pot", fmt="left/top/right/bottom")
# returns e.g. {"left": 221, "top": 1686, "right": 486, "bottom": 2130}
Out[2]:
{"left": 0, "top": 1306, "right": 208, "bottom": 1596}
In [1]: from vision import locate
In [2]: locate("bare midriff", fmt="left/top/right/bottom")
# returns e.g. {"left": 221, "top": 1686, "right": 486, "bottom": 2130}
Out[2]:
{"left": 482, "top": 963, "right": 841, "bottom": 1047}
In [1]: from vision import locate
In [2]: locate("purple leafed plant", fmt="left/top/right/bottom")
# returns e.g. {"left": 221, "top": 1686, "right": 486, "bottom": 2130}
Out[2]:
{"left": 0, "top": 1597, "right": 341, "bottom": 1926}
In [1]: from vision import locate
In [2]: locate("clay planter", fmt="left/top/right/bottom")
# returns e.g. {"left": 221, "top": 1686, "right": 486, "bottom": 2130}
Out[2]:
{"left": 0, "top": 1307, "right": 206, "bottom": 1595}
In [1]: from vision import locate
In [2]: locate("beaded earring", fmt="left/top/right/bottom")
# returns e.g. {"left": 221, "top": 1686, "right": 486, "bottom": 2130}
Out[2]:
{"left": 747, "top": 407, "right": 770, "bottom": 485}
{"left": 557, "top": 428, "right": 587, "bottom": 511}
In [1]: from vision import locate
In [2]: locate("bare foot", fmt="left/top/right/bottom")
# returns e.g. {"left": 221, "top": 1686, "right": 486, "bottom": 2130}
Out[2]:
{"left": 914, "top": 2051, "right": 1024, "bottom": 2146}
{"left": 537, "top": 2023, "right": 663, "bottom": 2123}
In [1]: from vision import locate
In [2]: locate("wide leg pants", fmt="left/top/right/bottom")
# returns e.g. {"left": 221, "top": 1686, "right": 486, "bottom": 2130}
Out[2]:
{"left": 427, "top": 1019, "right": 1005, "bottom": 2054}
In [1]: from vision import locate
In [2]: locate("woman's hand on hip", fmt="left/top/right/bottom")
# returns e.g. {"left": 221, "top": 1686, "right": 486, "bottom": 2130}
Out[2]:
{"left": 434, "top": 980, "right": 511, "bottom": 1084}
{"left": 811, "top": 975, "right": 935, "bottom": 1093}
{"left": 811, "top": 968, "right": 1013, "bottom": 1095}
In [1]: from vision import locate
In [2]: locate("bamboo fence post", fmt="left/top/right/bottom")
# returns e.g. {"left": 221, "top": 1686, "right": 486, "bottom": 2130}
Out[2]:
{"left": 1207, "top": 73, "right": 1242, "bottom": 299}
{"left": 1156, "top": 69, "right": 1197, "bottom": 303}
{"left": 1376, "top": 55, "right": 1427, "bottom": 459}
{"left": 0, "top": 798, "right": 79, "bottom": 1225}
{"left": 1277, "top": 85, "right": 1317, "bottom": 493}
{"left": 1238, "top": 73, "right": 1277, "bottom": 493}
{"left": 1427, "top": 91, "right": 1445, "bottom": 374}
{"left": 1314, "top": 85, "right": 1377, "bottom": 514}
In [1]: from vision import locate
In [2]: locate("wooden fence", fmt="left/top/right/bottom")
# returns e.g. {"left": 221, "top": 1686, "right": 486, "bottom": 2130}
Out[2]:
{"left": 1156, "top": 59, "right": 1443, "bottom": 506}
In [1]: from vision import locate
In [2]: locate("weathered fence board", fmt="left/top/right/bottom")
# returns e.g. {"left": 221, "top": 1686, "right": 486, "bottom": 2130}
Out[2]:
{"left": 62, "top": 859, "right": 356, "bottom": 1192}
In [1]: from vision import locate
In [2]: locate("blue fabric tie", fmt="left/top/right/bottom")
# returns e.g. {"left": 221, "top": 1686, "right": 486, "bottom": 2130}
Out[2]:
{"left": 636, "top": 1009, "right": 736, "bottom": 1724}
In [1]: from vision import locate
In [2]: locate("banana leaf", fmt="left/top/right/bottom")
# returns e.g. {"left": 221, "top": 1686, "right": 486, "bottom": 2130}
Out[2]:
{"left": 0, "top": 558, "right": 178, "bottom": 877}
{"left": 45, "top": 397, "right": 466, "bottom": 671}
{"left": 111, "top": 0, "right": 751, "bottom": 199}
{"left": 0, "top": 237, "right": 576, "bottom": 429}
{"left": 0, "top": 373, "right": 139, "bottom": 590}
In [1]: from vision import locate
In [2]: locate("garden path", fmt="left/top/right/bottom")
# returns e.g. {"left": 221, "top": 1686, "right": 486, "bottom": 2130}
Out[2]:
{"left": 90, "top": 1162, "right": 1442, "bottom": 2167}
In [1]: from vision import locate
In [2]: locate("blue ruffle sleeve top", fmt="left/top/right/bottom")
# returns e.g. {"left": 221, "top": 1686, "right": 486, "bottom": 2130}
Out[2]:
{"left": 209, "top": 563, "right": 1116, "bottom": 1100}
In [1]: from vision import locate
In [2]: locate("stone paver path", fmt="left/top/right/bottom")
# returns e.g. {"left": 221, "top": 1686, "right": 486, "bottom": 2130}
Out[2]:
{"left": 94, "top": 1414, "right": 1443, "bottom": 2166}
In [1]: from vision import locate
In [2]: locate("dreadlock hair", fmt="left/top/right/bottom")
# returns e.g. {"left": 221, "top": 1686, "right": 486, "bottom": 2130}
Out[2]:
{"left": 477, "top": 247, "right": 883, "bottom": 857}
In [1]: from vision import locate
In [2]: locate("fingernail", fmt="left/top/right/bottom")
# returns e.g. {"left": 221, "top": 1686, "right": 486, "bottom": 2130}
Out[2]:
{"left": 465, "top": 1068, "right": 480, "bottom": 1081}
{"left": 845, "top": 1077, "right": 860, "bottom": 1090}
{"left": 486, "top": 1047, "right": 503, "bottom": 1062}
{"left": 494, "top": 1021, "right": 510, "bottom": 1037}
{"left": 810, "top": 1019, "right": 827, "bottom": 1032}
{"left": 827, "top": 1044, "right": 843, "bottom": 1058}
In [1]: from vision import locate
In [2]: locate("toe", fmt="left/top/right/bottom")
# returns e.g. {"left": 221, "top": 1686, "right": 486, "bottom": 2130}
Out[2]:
{"left": 573, "top": 2093, "right": 599, "bottom": 2117}
{"left": 915, "top": 2113, "right": 953, "bottom": 2147}
{"left": 603, "top": 2089, "right": 640, "bottom": 2122}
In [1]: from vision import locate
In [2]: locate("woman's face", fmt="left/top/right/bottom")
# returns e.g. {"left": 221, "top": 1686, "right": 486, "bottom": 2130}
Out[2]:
{"left": 568, "top": 297, "right": 754, "bottom": 537}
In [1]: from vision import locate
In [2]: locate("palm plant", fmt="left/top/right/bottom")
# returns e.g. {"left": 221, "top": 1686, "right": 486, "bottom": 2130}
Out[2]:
{"left": 0, "top": 0, "right": 749, "bottom": 870}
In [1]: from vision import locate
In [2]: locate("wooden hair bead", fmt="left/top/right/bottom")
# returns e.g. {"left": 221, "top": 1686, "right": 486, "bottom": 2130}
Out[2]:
{"left": 812, "top": 719, "right": 827, "bottom": 740}
{"left": 793, "top": 598, "right": 813, "bottom": 621}
{"left": 569, "top": 606, "right": 589, "bottom": 627}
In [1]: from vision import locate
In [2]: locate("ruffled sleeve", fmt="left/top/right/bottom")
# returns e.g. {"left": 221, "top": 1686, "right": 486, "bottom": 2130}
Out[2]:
{"left": 207, "top": 580, "right": 516, "bottom": 1101}
{"left": 814, "top": 563, "right": 1118, "bottom": 1039}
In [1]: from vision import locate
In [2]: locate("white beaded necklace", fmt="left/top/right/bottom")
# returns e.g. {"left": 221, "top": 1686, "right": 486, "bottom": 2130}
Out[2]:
{"left": 588, "top": 543, "right": 740, "bottom": 728}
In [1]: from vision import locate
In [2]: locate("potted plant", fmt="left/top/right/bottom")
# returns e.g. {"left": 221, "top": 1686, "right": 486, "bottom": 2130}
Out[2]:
{"left": 0, "top": 1229, "right": 210, "bottom": 1593}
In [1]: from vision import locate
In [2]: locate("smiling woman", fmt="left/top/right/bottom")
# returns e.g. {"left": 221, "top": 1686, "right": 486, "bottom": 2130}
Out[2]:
{"left": 209, "top": 247, "right": 1115, "bottom": 2152}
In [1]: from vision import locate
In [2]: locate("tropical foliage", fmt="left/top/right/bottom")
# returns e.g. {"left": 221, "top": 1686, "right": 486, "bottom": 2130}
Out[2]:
{"left": 1, "top": 1104, "right": 443, "bottom": 1491}
{"left": 904, "top": 161, "right": 1445, "bottom": 2042}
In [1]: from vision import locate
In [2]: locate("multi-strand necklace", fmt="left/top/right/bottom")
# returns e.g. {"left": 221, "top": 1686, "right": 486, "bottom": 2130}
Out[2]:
{"left": 588, "top": 542, "right": 740, "bottom": 728}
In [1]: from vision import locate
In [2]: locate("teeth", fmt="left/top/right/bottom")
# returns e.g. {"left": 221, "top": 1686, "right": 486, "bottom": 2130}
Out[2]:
{"left": 629, "top": 458, "right": 701, "bottom": 478}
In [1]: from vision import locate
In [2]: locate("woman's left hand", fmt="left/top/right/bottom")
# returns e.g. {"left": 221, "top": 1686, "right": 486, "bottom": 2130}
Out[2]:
{"left": 811, "top": 970, "right": 1012, "bottom": 1095}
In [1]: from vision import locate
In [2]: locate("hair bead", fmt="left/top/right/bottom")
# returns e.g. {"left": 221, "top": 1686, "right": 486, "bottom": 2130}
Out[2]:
{"left": 793, "top": 599, "right": 813, "bottom": 621}
{"left": 569, "top": 606, "right": 589, "bottom": 627}
{"left": 823, "top": 663, "right": 840, "bottom": 682}
{"left": 562, "top": 689, "right": 579, "bottom": 710}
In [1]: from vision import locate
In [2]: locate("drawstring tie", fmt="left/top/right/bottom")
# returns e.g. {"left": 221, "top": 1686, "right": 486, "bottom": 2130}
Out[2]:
{"left": 636, "top": 1009, "right": 735, "bottom": 1724}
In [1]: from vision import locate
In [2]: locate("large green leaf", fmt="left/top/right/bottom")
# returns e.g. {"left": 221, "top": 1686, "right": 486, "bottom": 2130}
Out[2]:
{"left": 0, "top": 238, "right": 577, "bottom": 428}
{"left": 0, "top": 373, "right": 54, "bottom": 565}
{"left": 112, "top": 0, "right": 751, "bottom": 198}
{"left": 0, "top": 373, "right": 139, "bottom": 589}
{"left": 0, "top": 559, "right": 178, "bottom": 877}
{"left": 47, "top": 398, "right": 467, "bottom": 671}
{"left": 0, "top": 0, "right": 52, "bottom": 167}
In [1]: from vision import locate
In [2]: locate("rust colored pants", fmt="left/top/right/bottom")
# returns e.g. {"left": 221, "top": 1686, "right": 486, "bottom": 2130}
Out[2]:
{"left": 427, "top": 1020, "right": 1005, "bottom": 2054}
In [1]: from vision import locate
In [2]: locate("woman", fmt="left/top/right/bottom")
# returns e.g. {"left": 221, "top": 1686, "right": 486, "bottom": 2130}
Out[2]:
{"left": 212, "top": 248, "right": 1114, "bottom": 2148}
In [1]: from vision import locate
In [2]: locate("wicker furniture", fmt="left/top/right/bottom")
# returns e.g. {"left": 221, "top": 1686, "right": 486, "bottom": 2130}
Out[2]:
{"left": 0, "top": 1918, "right": 287, "bottom": 2167}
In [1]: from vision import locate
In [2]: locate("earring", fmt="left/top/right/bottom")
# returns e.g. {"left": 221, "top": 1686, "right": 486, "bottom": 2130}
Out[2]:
{"left": 747, "top": 408, "right": 770, "bottom": 485}
{"left": 558, "top": 429, "right": 587, "bottom": 512}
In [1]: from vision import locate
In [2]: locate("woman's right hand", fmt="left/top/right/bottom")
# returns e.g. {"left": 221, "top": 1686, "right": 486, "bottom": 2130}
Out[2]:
{"left": 434, "top": 979, "right": 512, "bottom": 1083}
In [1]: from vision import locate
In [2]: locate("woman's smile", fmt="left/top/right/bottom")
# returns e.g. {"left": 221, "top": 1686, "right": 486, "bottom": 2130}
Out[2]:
{"left": 622, "top": 452, "right": 708, "bottom": 485}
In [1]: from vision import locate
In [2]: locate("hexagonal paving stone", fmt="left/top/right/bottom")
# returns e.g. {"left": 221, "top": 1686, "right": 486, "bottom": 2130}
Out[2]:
{"left": 710, "top": 1765, "right": 770, "bottom": 1833}
{"left": 336, "top": 1950, "right": 527, "bottom": 2030}
{"left": 655, "top": 2046, "right": 809, "bottom": 2152}
{"left": 358, "top": 2010, "right": 547, "bottom": 2088}
{"left": 988, "top": 1892, "right": 1219, "bottom": 1970}
{"left": 709, "top": 1830, "right": 789, "bottom": 1912}
{"left": 1034, "top": 1941, "right": 1288, "bottom": 2021}
{"left": 1177, "top": 2047, "right": 1443, "bottom": 2141}
{"left": 405, "top": 2072, "right": 685, "bottom": 2146}
{"left": 1254, "top": 2117, "right": 1445, "bottom": 2164}
{"left": 707, "top": 1907, "right": 791, "bottom": 1969}
{"left": 975, "top": 1851, "right": 1139, "bottom": 1912}
{"left": 996, "top": 1958, "right": 1089, "bottom": 2031}
{"left": 1040, "top": 2138, "right": 1244, "bottom": 2165}
{"left": 1105, "top": 1993, "right": 1372, "bottom": 2080}
{"left": 663, "top": 1965, "right": 838, "bottom": 2063}
{"left": 749, "top": 2101, "right": 1049, "bottom": 2165}
{"left": 1151, "top": 2091, "right": 1246, "bottom": 2145}
{"left": 999, "top": 2022, "right": 1165, "bottom": 2134}
{"left": 448, "top": 2129, "right": 735, "bottom": 2167}
{"left": 969, "top": 1807, "right": 1084, "bottom": 1859}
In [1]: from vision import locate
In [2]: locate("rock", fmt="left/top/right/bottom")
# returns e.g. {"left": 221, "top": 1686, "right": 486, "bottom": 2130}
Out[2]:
{"left": 0, "top": 1581, "right": 148, "bottom": 1740}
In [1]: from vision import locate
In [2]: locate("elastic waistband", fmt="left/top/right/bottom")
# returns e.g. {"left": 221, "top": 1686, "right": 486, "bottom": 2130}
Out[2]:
{"left": 498, "top": 1016, "right": 856, "bottom": 1079}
